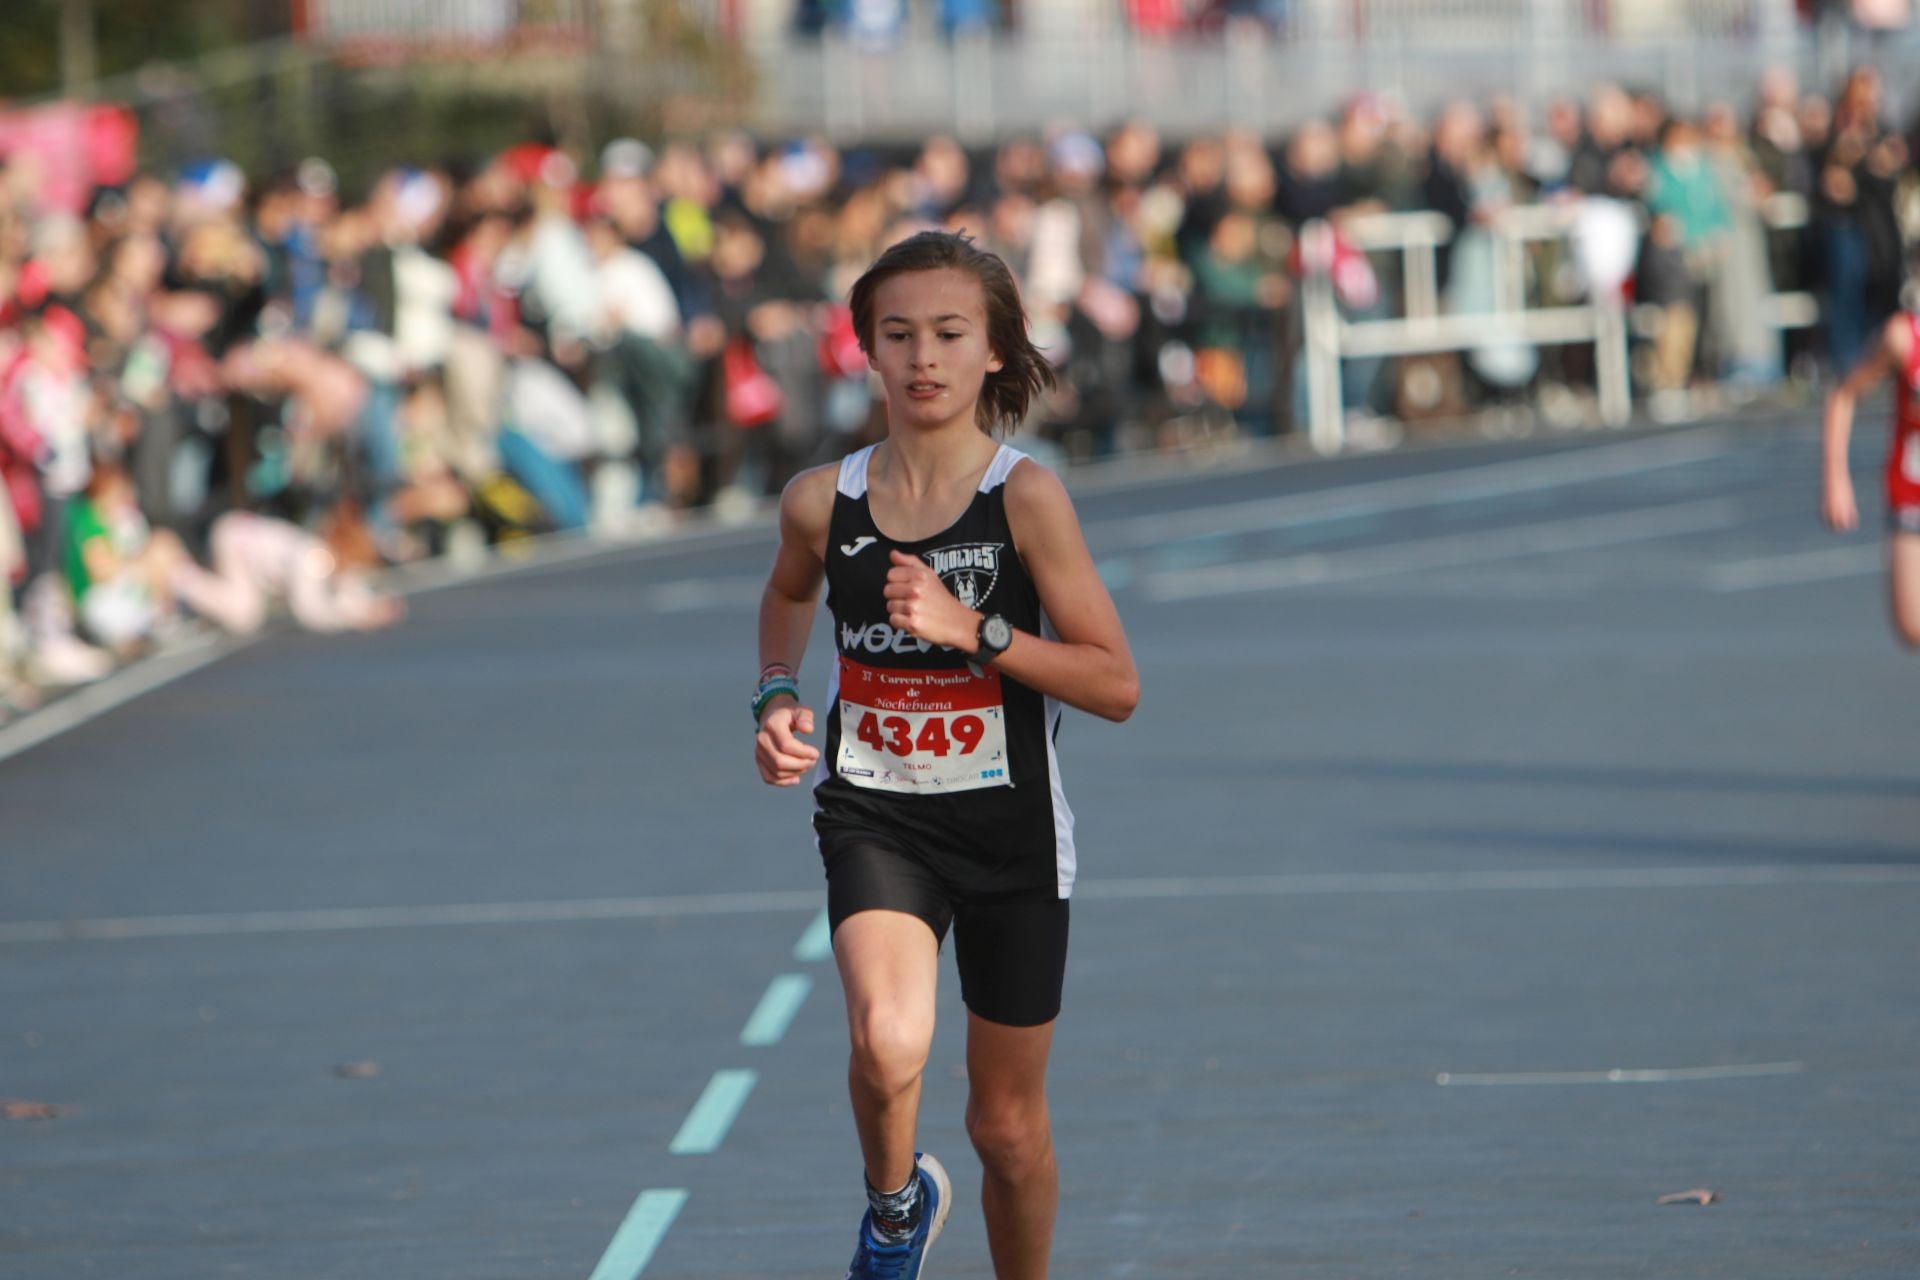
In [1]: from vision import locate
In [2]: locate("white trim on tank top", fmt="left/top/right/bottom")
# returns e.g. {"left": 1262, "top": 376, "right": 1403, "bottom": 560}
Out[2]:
{"left": 980, "top": 444, "right": 1027, "bottom": 492}
{"left": 835, "top": 443, "right": 1028, "bottom": 501}
{"left": 1040, "top": 607, "right": 1078, "bottom": 898}
{"left": 836, "top": 445, "right": 876, "bottom": 499}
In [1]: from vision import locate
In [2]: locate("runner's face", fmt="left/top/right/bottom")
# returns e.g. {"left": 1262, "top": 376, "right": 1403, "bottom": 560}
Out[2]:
{"left": 869, "top": 268, "right": 1004, "bottom": 432}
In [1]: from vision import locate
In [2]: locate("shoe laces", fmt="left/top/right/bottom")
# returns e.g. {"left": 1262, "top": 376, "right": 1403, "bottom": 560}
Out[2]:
{"left": 857, "top": 1230, "right": 915, "bottom": 1279}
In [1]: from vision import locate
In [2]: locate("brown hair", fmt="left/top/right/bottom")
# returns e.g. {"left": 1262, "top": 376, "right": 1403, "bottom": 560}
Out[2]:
{"left": 847, "top": 230, "right": 1055, "bottom": 436}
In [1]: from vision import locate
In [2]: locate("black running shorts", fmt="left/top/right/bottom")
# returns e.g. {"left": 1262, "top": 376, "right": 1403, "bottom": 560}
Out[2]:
{"left": 818, "top": 830, "right": 1070, "bottom": 1028}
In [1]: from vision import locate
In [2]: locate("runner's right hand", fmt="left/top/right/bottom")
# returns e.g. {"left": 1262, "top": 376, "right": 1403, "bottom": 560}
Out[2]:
{"left": 1822, "top": 475, "right": 1858, "bottom": 533}
{"left": 756, "top": 702, "right": 820, "bottom": 787}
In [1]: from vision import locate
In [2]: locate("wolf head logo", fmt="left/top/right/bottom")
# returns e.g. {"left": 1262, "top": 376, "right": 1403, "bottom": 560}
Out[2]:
{"left": 923, "top": 542, "right": 1002, "bottom": 611}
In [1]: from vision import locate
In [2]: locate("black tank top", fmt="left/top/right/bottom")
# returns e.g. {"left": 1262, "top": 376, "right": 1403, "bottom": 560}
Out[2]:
{"left": 812, "top": 443, "right": 1077, "bottom": 898}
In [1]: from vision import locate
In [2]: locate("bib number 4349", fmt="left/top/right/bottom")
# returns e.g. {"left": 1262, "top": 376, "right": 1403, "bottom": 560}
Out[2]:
{"left": 854, "top": 711, "right": 986, "bottom": 758}
{"left": 835, "top": 658, "right": 1010, "bottom": 794}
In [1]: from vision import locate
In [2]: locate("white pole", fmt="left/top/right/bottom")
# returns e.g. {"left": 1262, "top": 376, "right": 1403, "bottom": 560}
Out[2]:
{"left": 1300, "top": 221, "right": 1346, "bottom": 455}
{"left": 1595, "top": 298, "right": 1631, "bottom": 426}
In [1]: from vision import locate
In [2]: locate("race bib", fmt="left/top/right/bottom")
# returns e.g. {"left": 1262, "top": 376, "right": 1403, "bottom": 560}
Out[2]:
{"left": 835, "top": 657, "right": 1010, "bottom": 794}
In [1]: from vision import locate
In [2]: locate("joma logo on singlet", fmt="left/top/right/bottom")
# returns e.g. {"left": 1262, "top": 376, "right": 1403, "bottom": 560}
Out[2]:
{"left": 923, "top": 542, "right": 1003, "bottom": 610}
{"left": 841, "top": 621, "right": 934, "bottom": 655}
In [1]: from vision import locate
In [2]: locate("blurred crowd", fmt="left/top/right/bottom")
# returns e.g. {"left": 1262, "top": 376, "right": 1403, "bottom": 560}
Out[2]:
{"left": 791, "top": 0, "right": 1308, "bottom": 39}
{"left": 3, "top": 64, "right": 1920, "bottom": 716}
{"left": 790, "top": 0, "right": 1918, "bottom": 42}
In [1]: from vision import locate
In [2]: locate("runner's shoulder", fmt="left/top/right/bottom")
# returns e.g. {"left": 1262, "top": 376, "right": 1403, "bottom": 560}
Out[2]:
{"left": 1003, "top": 453, "right": 1080, "bottom": 543}
{"left": 778, "top": 462, "right": 841, "bottom": 547}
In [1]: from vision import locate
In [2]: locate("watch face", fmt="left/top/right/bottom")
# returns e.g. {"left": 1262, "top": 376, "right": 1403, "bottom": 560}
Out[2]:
{"left": 983, "top": 615, "right": 1013, "bottom": 650}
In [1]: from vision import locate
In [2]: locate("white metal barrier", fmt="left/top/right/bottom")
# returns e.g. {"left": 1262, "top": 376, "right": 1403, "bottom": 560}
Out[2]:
{"left": 1299, "top": 206, "right": 1631, "bottom": 454}
{"left": 1300, "top": 196, "right": 1823, "bottom": 455}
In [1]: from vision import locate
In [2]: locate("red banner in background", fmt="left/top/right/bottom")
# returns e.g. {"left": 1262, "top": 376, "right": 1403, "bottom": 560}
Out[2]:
{"left": 0, "top": 103, "right": 139, "bottom": 216}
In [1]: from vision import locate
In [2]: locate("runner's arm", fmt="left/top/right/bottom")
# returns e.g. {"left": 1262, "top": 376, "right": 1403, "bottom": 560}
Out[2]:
{"left": 755, "top": 466, "right": 833, "bottom": 786}
{"left": 884, "top": 460, "right": 1139, "bottom": 722}
{"left": 1821, "top": 317, "right": 1906, "bottom": 532}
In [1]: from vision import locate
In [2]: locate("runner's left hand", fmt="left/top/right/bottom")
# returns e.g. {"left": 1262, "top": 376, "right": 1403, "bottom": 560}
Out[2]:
{"left": 884, "top": 550, "right": 979, "bottom": 652}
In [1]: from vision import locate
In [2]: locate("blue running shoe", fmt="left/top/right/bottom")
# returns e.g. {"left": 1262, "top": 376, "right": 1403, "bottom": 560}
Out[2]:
{"left": 845, "top": 1152, "right": 951, "bottom": 1280}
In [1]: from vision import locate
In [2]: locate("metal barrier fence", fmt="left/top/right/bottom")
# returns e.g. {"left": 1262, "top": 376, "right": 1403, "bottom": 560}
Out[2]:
{"left": 273, "top": 0, "right": 1914, "bottom": 141}
{"left": 299, "top": 0, "right": 592, "bottom": 48}
{"left": 749, "top": 27, "right": 1916, "bottom": 141}
{"left": 1297, "top": 197, "right": 1821, "bottom": 453}
{"left": 745, "top": 0, "right": 1835, "bottom": 139}
{"left": 1300, "top": 208, "right": 1624, "bottom": 452}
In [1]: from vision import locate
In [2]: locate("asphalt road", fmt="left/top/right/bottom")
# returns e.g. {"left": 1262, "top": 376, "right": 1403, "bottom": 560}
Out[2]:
{"left": 3, "top": 411, "right": 1916, "bottom": 1279}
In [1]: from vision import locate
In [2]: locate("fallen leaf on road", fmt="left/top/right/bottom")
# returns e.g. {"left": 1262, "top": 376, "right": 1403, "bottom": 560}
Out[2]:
{"left": 1656, "top": 1188, "right": 1719, "bottom": 1206}
{"left": 2, "top": 1100, "right": 67, "bottom": 1120}
{"left": 332, "top": 1061, "right": 381, "bottom": 1079}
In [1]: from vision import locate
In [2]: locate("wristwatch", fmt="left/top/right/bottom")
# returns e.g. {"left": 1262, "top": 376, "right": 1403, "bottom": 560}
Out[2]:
{"left": 975, "top": 613, "right": 1013, "bottom": 663}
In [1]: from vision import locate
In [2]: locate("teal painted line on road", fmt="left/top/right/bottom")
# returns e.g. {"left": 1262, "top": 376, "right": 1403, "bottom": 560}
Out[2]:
{"left": 669, "top": 1069, "right": 758, "bottom": 1155}
{"left": 794, "top": 907, "right": 832, "bottom": 962}
{"left": 587, "top": 1188, "right": 688, "bottom": 1280}
{"left": 741, "top": 973, "right": 813, "bottom": 1047}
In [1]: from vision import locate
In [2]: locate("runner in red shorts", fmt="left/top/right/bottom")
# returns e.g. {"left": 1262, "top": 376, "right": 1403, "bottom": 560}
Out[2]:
{"left": 753, "top": 230, "right": 1139, "bottom": 1278}
{"left": 1821, "top": 299, "right": 1920, "bottom": 647}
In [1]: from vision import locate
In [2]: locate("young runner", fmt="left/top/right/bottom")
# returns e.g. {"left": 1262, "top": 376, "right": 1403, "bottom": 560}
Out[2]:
{"left": 753, "top": 231, "right": 1139, "bottom": 1279}
{"left": 1820, "top": 297, "right": 1920, "bottom": 648}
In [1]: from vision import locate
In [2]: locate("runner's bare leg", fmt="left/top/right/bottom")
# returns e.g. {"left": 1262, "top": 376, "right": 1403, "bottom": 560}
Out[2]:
{"left": 965, "top": 1011, "right": 1058, "bottom": 1280}
{"left": 835, "top": 910, "right": 941, "bottom": 1195}
{"left": 1889, "top": 532, "right": 1920, "bottom": 649}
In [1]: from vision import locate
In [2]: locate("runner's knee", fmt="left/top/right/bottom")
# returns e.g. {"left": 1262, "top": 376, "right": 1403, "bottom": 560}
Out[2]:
{"left": 848, "top": 1007, "right": 931, "bottom": 1097}
{"left": 965, "top": 1097, "right": 1050, "bottom": 1176}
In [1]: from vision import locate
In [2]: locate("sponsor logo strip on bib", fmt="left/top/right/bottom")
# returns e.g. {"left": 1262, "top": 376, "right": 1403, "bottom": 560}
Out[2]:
{"left": 835, "top": 657, "right": 1010, "bottom": 794}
